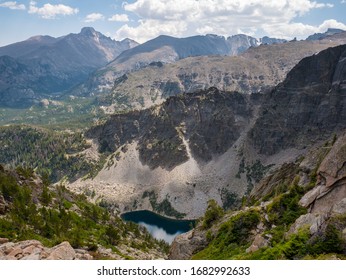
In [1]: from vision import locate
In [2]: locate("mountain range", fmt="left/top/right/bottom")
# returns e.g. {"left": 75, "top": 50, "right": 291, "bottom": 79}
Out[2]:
{"left": 99, "top": 31, "right": 346, "bottom": 112}
{"left": 0, "top": 27, "right": 137, "bottom": 107}
{"left": 1, "top": 27, "right": 345, "bottom": 109}
{"left": 74, "top": 33, "right": 287, "bottom": 96}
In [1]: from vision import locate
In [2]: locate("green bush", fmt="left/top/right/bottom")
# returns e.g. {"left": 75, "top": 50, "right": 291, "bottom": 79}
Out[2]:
{"left": 202, "top": 200, "right": 224, "bottom": 229}
{"left": 194, "top": 210, "right": 260, "bottom": 259}
{"left": 266, "top": 184, "right": 307, "bottom": 226}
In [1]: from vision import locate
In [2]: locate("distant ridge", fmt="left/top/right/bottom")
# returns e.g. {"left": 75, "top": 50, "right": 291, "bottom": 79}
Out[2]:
{"left": 306, "top": 28, "right": 344, "bottom": 41}
{"left": 75, "top": 33, "right": 286, "bottom": 96}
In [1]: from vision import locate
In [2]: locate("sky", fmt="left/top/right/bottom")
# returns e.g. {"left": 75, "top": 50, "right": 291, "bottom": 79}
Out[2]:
{"left": 0, "top": 0, "right": 346, "bottom": 46}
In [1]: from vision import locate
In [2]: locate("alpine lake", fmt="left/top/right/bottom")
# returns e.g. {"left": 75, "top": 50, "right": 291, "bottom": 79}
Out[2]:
{"left": 121, "top": 210, "right": 196, "bottom": 244}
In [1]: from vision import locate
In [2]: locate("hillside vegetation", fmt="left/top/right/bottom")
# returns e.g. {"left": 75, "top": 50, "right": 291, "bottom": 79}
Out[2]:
{"left": 0, "top": 165, "right": 168, "bottom": 259}
{"left": 0, "top": 125, "right": 102, "bottom": 182}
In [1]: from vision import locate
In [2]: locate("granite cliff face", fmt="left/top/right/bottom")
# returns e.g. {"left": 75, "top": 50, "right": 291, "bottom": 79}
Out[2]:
{"left": 250, "top": 44, "right": 346, "bottom": 155}
{"left": 88, "top": 88, "right": 252, "bottom": 168}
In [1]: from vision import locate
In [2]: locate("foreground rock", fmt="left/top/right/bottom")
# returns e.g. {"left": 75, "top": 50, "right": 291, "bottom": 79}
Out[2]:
{"left": 0, "top": 240, "right": 92, "bottom": 260}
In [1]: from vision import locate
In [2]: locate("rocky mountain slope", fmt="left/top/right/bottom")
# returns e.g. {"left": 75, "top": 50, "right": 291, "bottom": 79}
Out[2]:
{"left": 74, "top": 33, "right": 285, "bottom": 96}
{"left": 0, "top": 165, "right": 168, "bottom": 260}
{"left": 97, "top": 31, "right": 346, "bottom": 112}
{"left": 169, "top": 131, "right": 346, "bottom": 259}
{"left": 66, "top": 43, "right": 346, "bottom": 220}
{"left": 0, "top": 27, "right": 137, "bottom": 108}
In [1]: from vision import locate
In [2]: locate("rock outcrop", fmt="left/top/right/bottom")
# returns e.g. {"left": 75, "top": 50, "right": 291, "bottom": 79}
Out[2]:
{"left": 300, "top": 132, "right": 346, "bottom": 213}
{"left": 0, "top": 240, "right": 92, "bottom": 260}
{"left": 168, "top": 229, "right": 208, "bottom": 260}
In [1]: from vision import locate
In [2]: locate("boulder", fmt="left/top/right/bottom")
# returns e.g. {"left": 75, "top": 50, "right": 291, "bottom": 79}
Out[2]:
{"left": 288, "top": 213, "right": 328, "bottom": 236}
{"left": 168, "top": 229, "right": 208, "bottom": 260}
{"left": 246, "top": 234, "right": 269, "bottom": 253}
{"left": 46, "top": 241, "right": 76, "bottom": 260}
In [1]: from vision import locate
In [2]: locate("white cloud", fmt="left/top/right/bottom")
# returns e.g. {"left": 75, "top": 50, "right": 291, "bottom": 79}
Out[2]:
{"left": 0, "top": 1, "right": 25, "bottom": 10}
{"left": 28, "top": 1, "right": 78, "bottom": 19}
{"left": 108, "top": 13, "right": 130, "bottom": 22}
{"left": 341, "top": 0, "right": 346, "bottom": 4}
{"left": 116, "top": 19, "right": 187, "bottom": 43}
{"left": 263, "top": 19, "right": 346, "bottom": 39}
{"left": 113, "top": 0, "right": 340, "bottom": 43}
{"left": 85, "top": 13, "right": 104, "bottom": 23}
{"left": 318, "top": 19, "right": 346, "bottom": 31}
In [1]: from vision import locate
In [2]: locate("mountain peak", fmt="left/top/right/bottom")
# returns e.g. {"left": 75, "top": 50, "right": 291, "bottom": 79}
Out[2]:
{"left": 206, "top": 34, "right": 225, "bottom": 39}
{"left": 306, "top": 28, "right": 345, "bottom": 41}
{"left": 326, "top": 28, "right": 344, "bottom": 33}
{"left": 80, "top": 27, "right": 97, "bottom": 36}
{"left": 121, "top": 38, "right": 139, "bottom": 48}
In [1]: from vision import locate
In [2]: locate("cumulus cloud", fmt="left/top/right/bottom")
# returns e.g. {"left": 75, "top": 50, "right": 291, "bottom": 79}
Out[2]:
{"left": 318, "top": 19, "right": 346, "bottom": 31}
{"left": 108, "top": 13, "right": 130, "bottom": 22}
{"left": 116, "top": 19, "right": 187, "bottom": 43}
{"left": 113, "top": 0, "right": 341, "bottom": 42}
{"left": 28, "top": 1, "right": 78, "bottom": 19}
{"left": 263, "top": 19, "right": 346, "bottom": 39}
{"left": 0, "top": 1, "right": 25, "bottom": 10}
{"left": 85, "top": 13, "right": 104, "bottom": 23}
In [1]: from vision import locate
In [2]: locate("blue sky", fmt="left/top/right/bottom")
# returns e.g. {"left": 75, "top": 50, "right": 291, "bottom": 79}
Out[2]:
{"left": 0, "top": 0, "right": 345, "bottom": 46}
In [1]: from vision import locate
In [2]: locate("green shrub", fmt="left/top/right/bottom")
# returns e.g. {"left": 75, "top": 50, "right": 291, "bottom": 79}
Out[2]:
{"left": 266, "top": 184, "right": 307, "bottom": 226}
{"left": 202, "top": 200, "right": 224, "bottom": 229}
{"left": 194, "top": 210, "right": 260, "bottom": 259}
